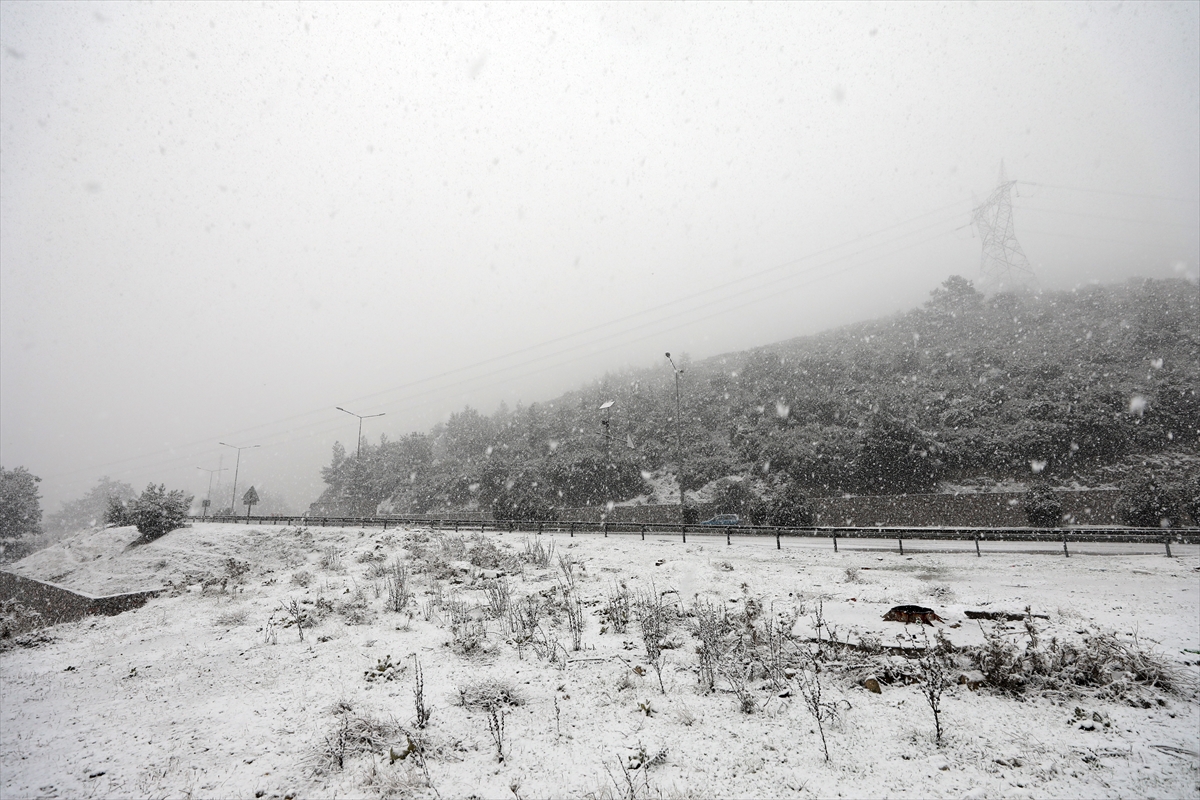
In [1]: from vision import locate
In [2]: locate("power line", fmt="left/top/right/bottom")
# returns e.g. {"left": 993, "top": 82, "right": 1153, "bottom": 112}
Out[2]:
{"left": 43, "top": 199, "right": 974, "bottom": 483}
{"left": 52, "top": 215, "right": 973, "bottom": 489}
{"left": 1013, "top": 204, "right": 1197, "bottom": 228}
{"left": 1021, "top": 227, "right": 1198, "bottom": 248}
{"left": 1018, "top": 181, "right": 1199, "bottom": 205}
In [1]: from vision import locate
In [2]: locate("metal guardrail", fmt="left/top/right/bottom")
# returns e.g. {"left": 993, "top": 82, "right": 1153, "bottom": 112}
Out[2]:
{"left": 192, "top": 514, "right": 1200, "bottom": 557}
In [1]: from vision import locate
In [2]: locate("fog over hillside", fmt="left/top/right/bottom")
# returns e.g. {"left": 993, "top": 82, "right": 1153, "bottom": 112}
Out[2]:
{"left": 304, "top": 277, "right": 1197, "bottom": 521}
{"left": 1, "top": 3, "right": 1197, "bottom": 518}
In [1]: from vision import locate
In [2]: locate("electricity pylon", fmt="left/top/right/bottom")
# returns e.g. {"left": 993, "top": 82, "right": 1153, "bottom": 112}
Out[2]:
{"left": 971, "top": 161, "right": 1035, "bottom": 291}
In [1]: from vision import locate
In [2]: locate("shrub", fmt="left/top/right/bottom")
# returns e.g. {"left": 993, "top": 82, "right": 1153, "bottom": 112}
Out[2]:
{"left": 1117, "top": 475, "right": 1186, "bottom": 527}
{"left": 967, "top": 615, "right": 1195, "bottom": 699}
{"left": 766, "top": 482, "right": 815, "bottom": 528}
{"left": 1171, "top": 473, "right": 1199, "bottom": 525}
{"left": 319, "top": 546, "right": 343, "bottom": 571}
{"left": 634, "top": 589, "right": 673, "bottom": 693}
{"left": 105, "top": 495, "right": 134, "bottom": 527}
{"left": 315, "top": 703, "right": 407, "bottom": 774}
{"left": 682, "top": 452, "right": 737, "bottom": 491}
{"left": 601, "top": 582, "right": 631, "bottom": 634}
{"left": 467, "top": 536, "right": 520, "bottom": 572}
{"left": 1023, "top": 483, "right": 1062, "bottom": 528}
{"left": 117, "top": 484, "right": 193, "bottom": 542}
{"left": 543, "top": 454, "right": 649, "bottom": 507}
{"left": 854, "top": 416, "right": 943, "bottom": 495}
{"left": 710, "top": 478, "right": 760, "bottom": 521}
{"left": 490, "top": 483, "right": 557, "bottom": 522}
{"left": 520, "top": 537, "right": 555, "bottom": 568}
{"left": 455, "top": 678, "right": 524, "bottom": 710}
{"left": 0, "top": 599, "right": 48, "bottom": 648}
{"left": 386, "top": 561, "right": 411, "bottom": 613}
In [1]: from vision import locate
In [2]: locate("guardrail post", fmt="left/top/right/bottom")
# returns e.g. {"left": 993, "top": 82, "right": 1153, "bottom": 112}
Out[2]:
{"left": 641, "top": 525, "right": 646, "bottom": 541}
{"left": 538, "top": 522, "right": 543, "bottom": 535}
{"left": 1062, "top": 532, "right": 1069, "bottom": 558}
{"left": 833, "top": 534, "right": 838, "bottom": 553}
{"left": 974, "top": 533, "right": 981, "bottom": 557}
{"left": 1164, "top": 536, "right": 1173, "bottom": 558}
{"left": 603, "top": 522, "right": 608, "bottom": 538}
{"left": 682, "top": 525, "right": 687, "bottom": 544}
{"left": 776, "top": 529, "right": 781, "bottom": 550}
{"left": 726, "top": 527, "right": 731, "bottom": 546}
{"left": 898, "top": 536, "right": 903, "bottom": 555}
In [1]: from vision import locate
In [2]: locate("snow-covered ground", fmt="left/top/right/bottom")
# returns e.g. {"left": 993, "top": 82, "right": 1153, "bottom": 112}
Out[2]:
{"left": 2, "top": 523, "right": 1198, "bottom": 800}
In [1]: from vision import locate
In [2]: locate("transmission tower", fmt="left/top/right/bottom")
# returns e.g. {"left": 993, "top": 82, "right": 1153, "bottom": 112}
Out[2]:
{"left": 971, "top": 161, "right": 1035, "bottom": 291}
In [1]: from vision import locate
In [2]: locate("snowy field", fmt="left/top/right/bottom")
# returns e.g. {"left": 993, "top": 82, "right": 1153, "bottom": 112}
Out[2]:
{"left": 2, "top": 522, "right": 1198, "bottom": 800}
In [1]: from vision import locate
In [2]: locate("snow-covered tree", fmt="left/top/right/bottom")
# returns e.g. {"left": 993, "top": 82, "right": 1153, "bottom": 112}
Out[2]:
{"left": 0, "top": 466, "right": 42, "bottom": 561}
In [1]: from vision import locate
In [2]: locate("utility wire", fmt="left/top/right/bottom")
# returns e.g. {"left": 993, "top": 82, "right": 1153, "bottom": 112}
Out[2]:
{"left": 1018, "top": 181, "right": 1199, "bottom": 205}
{"left": 50, "top": 218, "right": 970, "bottom": 485}
{"left": 46, "top": 198, "right": 975, "bottom": 484}
{"left": 1013, "top": 205, "right": 1196, "bottom": 228}
{"left": 1021, "top": 227, "right": 1200, "bottom": 248}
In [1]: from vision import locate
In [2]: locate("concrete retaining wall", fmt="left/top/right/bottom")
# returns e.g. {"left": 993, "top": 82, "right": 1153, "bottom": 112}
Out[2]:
{"left": 0, "top": 571, "right": 162, "bottom": 624}
{"left": 566, "top": 489, "right": 1122, "bottom": 528}
{"left": 810, "top": 489, "right": 1121, "bottom": 528}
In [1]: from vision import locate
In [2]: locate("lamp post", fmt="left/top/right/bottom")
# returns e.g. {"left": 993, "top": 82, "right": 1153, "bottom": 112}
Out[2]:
{"left": 336, "top": 407, "right": 385, "bottom": 516}
{"left": 665, "top": 353, "right": 686, "bottom": 517}
{"left": 196, "top": 465, "right": 227, "bottom": 520}
{"left": 599, "top": 400, "right": 615, "bottom": 452}
{"left": 335, "top": 406, "right": 386, "bottom": 460}
{"left": 599, "top": 400, "right": 615, "bottom": 509}
{"left": 219, "top": 442, "right": 259, "bottom": 516}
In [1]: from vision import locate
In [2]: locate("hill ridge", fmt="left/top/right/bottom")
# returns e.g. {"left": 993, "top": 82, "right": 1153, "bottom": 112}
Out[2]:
{"left": 307, "top": 276, "right": 1198, "bottom": 519}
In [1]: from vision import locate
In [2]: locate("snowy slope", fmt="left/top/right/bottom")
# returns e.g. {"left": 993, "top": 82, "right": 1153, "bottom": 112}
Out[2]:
{"left": 2, "top": 523, "right": 1197, "bottom": 799}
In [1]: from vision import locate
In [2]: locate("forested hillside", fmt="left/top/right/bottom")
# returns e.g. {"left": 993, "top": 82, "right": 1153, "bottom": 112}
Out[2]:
{"left": 312, "top": 277, "right": 1198, "bottom": 519}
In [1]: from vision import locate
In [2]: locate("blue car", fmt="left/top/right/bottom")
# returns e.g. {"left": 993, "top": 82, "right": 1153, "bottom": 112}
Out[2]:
{"left": 700, "top": 514, "right": 741, "bottom": 526}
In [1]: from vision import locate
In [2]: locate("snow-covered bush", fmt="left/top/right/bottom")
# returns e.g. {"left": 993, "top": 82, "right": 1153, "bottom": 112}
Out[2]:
{"left": 710, "top": 478, "right": 762, "bottom": 522}
{"left": 0, "top": 466, "right": 42, "bottom": 561}
{"left": 1116, "top": 474, "right": 1186, "bottom": 527}
{"left": 634, "top": 590, "right": 674, "bottom": 693}
{"left": 968, "top": 614, "right": 1194, "bottom": 699}
{"left": 110, "top": 483, "right": 192, "bottom": 542}
{"left": 1023, "top": 483, "right": 1063, "bottom": 528}
{"left": 766, "top": 481, "right": 815, "bottom": 528}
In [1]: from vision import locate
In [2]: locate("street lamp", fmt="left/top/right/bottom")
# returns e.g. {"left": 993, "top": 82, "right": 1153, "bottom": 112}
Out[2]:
{"left": 599, "top": 400, "right": 615, "bottom": 508}
{"left": 219, "top": 442, "right": 260, "bottom": 515}
{"left": 665, "top": 353, "right": 686, "bottom": 515}
{"left": 599, "top": 400, "right": 615, "bottom": 452}
{"left": 336, "top": 406, "right": 386, "bottom": 460}
{"left": 196, "top": 465, "right": 227, "bottom": 520}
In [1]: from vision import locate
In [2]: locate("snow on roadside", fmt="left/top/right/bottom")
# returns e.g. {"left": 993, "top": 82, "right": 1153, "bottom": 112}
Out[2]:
{"left": 2, "top": 523, "right": 1198, "bottom": 799}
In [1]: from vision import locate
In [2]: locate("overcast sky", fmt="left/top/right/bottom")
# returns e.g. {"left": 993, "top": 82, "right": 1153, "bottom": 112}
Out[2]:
{"left": 2, "top": 1, "right": 1197, "bottom": 513}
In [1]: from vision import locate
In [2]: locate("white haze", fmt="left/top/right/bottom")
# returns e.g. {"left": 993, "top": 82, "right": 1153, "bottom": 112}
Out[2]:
{"left": 1, "top": 1, "right": 1197, "bottom": 512}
